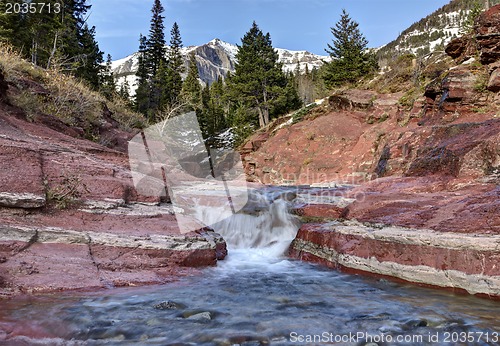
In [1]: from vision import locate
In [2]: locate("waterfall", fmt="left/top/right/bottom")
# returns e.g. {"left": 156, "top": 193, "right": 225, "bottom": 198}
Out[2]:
{"left": 194, "top": 188, "right": 301, "bottom": 258}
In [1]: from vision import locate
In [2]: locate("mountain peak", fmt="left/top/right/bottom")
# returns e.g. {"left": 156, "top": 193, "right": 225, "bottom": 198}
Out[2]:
{"left": 209, "top": 38, "right": 222, "bottom": 44}
{"left": 111, "top": 39, "right": 329, "bottom": 96}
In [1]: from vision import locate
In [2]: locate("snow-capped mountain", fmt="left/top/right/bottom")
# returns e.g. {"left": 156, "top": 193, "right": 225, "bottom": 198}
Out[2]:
{"left": 111, "top": 38, "right": 330, "bottom": 95}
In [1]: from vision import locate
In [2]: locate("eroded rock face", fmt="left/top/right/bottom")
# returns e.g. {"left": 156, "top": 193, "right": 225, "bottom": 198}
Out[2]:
{"left": 423, "top": 65, "right": 480, "bottom": 116}
{"left": 445, "top": 35, "right": 477, "bottom": 64}
{"left": 476, "top": 4, "right": 500, "bottom": 65}
{"left": 329, "top": 90, "right": 378, "bottom": 111}
{"left": 0, "top": 211, "right": 226, "bottom": 297}
{"left": 242, "top": 88, "right": 498, "bottom": 185}
{"left": 344, "top": 176, "right": 499, "bottom": 234}
{"left": 0, "top": 147, "right": 45, "bottom": 208}
{"left": 442, "top": 5, "right": 500, "bottom": 111}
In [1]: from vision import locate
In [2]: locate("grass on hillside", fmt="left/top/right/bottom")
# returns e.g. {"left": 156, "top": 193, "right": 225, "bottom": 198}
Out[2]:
{"left": 0, "top": 43, "right": 144, "bottom": 141}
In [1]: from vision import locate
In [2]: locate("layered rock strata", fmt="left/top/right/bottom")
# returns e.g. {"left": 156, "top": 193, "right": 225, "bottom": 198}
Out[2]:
{"left": 290, "top": 221, "right": 500, "bottom": 298}
{"left": 0, "top": 196, "right": 227, "bottom": 297}
{"left": 0, "top": 91, "right": 227, "bottom": 298}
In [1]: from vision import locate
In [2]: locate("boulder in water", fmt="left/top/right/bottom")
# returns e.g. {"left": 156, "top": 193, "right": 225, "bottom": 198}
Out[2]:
{"left": 185, "top": 311, "right": 212, "bottom": 321}
{"left": 153, "top": 301, "right": 186, "bottom": 310}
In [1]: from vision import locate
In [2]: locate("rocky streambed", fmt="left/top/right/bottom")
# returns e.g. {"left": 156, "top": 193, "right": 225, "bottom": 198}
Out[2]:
{"left": 0, "top": 245, "right": 499, "bottom": 345}
{"left": 0, "top": 184, "right": 499, "bottom": 344}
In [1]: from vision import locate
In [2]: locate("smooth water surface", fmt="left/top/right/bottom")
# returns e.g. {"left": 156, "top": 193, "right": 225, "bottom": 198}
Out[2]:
{"left": 1, "top": 249, "right": 500, "bottom": 345}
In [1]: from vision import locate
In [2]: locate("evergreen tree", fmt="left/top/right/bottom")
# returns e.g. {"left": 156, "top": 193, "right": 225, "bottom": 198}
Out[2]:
{"left": 146, "top": 0, "right": 166, "bottom": 77}
{"left": 461, "top": 1, "right": 483, "bottom": 34}
{"left": 60, "top": 0, "right": 104, "bottom": 87}
{"left": 118, "top": 79, "right": 131, "bottom": 101}
{"left": 166, "top": 22, "right": 185, "bottom": 105}
{"left": 151, "top": 59, "right": 169, "bottom": 114}
{"left": 197, "top": 77, "right": 228, "bottom": 142}
{"left": 100, "top": 54, "right": 116, "bottom": 100}
{"left": 197, "top": 84, "right": 211, "bottom": 139}
{"left": 135, "top": 34, "right": 151, "bottom": 116}
{"left": 295, "top": 64, "right": 317, "bottom": 104}
{"left": 274, "top": 75, "right": 302, "bottom": 115}
{"left": 228, "top": 21, "right": 299, "bottom": 128}
{"left": 323, "top": 9, "right": 378, "bottom": 88}
{"left": 181, "top": 52, "right": 202, "bottom": 108}
{"left": 0, "top": 2, "right": 15, "bottom": 42}
{"left": 75, "top": 24, "right": 104, "bottom": 89}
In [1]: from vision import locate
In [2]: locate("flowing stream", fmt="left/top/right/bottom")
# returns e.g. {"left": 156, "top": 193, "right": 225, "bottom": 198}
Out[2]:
{"left": 1, "top": 189, "right": 500, "bottom": 345}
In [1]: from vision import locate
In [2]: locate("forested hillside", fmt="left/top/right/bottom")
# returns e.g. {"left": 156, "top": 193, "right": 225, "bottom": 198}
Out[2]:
{"left": 2, "top": 0, "right": 496, "bottom": 151}
{"left": 0, "top": 0, "right": 143, "bottom": 150}
{"left": 378, "top": 0, "right": 500, "bottom": 61}
{"left": 0, "top": 0, "right": 105, "bottom": 89}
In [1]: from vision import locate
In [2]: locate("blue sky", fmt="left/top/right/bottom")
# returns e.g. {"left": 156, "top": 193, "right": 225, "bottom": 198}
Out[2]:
{"left": 88, "top": 0, "right": 452, "bottom": 60}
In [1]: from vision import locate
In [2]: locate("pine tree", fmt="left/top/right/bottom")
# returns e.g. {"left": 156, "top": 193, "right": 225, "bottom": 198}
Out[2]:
{"left": 0, "top": 2, "right": 15, "bottom": 42}
{"left": 100, "top": 54, "right": 116, "bottom": 100}
{"left": 18, "top": 0, "right": 62, "bottom": 67}
{"left": 146, "top": 0, "right": 166, "bottom": 77}
{"left": 228, "top": 21, "right": 299, "bottom": 128}
{"left": 181, "top": 52, "right": 202, "bottom": 109}
{"left": 60, "top": 0, "right": 104, "bottom": 87}
{"left": 0, "top": 0, "right": 104, "bottom": 88}
{"left": 274, "top": 74, "right": 302, "bottom": 116}
{"left": 166, "top": 22, "right": 185, "bottom": 105}
{"left": 197, "top": 84, "right": 211, "bottom": 139}
{"left": 135, "top": 34, "right": 151, "bottom": 116}
{"left": 210, "top": 88, "right": 227, "bottom": 136}
{"left": 118, "top": 79, "right": 131, "bottom": 101}
{"left": 461, "top": 1, "right": 483, "bottom": 34}
{"left": 323, "top": 9, "right": 378, "bottom": 88}
{"left": 197, "top": 77, "right": 228, "bottom": 142}
{"left": 75, "top": 24, "right": 104, "bottom": 89}
{"left": 151, "top": 59, "right": 169, "bottom": 114}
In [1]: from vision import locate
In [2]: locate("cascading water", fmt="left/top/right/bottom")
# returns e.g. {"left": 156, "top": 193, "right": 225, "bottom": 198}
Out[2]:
{"left": 194, "top": 188, "right": 301, "bottom": 259}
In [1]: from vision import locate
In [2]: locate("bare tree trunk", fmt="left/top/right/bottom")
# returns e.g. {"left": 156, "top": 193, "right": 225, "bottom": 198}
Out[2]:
{"left": 31, "top": 38, "right": 37, "bottom": 66}
{"left": 257, "top": 107, "right": 265, "bottom": 128}
{"left": 263, "top": 106, "right": 269, "bottom": 126}
{"left": 47, "top": 31, "right": 59, "bottom": 69}
{"left": 484, "top": 0, "right": 490, "bottom": 10}
{"left": 262, "top": 88, "right": 269, "bottom": 126}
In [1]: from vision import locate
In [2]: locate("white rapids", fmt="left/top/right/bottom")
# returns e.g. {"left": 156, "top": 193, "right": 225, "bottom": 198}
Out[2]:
{"left": 194, "top": 188, "right": 301, "bottom": 260}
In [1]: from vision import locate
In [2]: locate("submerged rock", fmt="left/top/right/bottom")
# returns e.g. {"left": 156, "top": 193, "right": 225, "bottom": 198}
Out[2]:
{"left": 185, "top": 311, "right": 212, "bottom": 321}
{"left": 403, "top": 319, "right": 428, "bottom": 330}
{"left": 153, "top": 301, "right": 186, "bottom": 310}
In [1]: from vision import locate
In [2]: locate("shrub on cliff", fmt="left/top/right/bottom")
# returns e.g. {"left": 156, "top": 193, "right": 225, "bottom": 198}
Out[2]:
{"left": 0, "top": 43, "right": 145, "bottom": 141}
